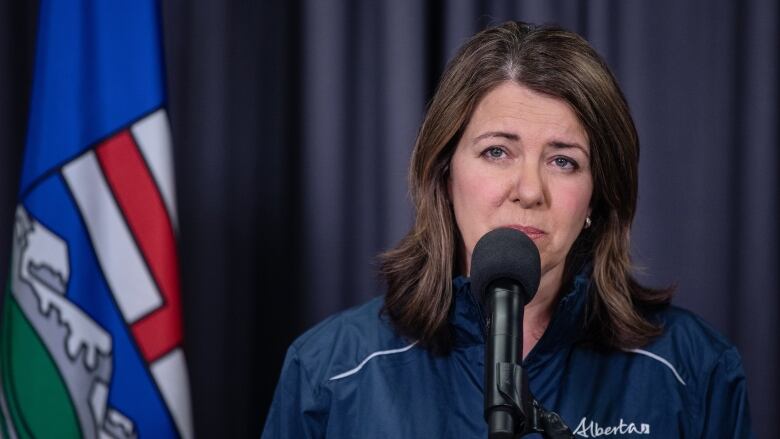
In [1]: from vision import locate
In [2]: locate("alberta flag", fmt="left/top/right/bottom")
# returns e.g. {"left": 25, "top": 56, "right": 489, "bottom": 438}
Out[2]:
{"left": 0, "top": 1, "right": 193, "bottom": 438}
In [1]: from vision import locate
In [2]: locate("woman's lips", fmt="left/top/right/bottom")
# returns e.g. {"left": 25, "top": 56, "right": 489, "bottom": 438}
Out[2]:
{"left": 504, "top": 225, "right": 546, "bottom": 240}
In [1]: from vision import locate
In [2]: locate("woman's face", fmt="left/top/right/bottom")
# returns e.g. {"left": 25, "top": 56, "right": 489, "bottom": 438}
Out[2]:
{"left": 449, "top": 81, "right": 593, "bottom": 285}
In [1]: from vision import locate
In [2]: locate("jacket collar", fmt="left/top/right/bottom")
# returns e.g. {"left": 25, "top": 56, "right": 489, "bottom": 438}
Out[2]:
{"left": 450, "top": 267, "right": 591, "bottom": 363}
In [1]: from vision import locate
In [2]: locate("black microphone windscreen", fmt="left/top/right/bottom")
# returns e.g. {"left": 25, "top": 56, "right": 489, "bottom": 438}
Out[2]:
{"left": 470, "top": 227, "right": 541, "bottom": 306}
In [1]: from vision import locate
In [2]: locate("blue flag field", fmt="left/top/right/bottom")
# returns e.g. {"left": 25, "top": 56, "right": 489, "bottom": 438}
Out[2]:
{"left": 0, "top": 2, "right": 192, "bottom": 438}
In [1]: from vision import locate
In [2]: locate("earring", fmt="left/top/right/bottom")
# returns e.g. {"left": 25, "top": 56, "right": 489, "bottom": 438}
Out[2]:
{"left": 584, "top": 216, "right": 592, "bottom": 229}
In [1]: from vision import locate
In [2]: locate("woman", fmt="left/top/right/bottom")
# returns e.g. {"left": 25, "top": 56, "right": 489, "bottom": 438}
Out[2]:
{"left": 262, "top": 22, "right": 753, "bottom": 438}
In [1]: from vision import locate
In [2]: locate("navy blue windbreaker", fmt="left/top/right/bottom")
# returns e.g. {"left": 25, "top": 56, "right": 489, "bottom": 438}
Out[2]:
{"left": 262, "top": 273, "right": 753, "bottom": 438}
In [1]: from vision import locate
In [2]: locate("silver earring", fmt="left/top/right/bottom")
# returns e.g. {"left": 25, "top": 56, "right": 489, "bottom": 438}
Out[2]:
{"left": 584, "top": 216, "right": 592, "bottom": 229}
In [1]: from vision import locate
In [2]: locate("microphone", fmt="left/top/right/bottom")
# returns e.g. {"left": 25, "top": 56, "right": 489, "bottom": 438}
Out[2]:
{"left": 470, "top": 228, "right": 541, "bottom": 438}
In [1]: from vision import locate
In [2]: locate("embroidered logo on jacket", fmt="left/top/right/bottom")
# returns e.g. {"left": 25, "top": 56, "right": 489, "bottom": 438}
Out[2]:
{"left": 573, "top": 417, "right": 650, "bottom": 437}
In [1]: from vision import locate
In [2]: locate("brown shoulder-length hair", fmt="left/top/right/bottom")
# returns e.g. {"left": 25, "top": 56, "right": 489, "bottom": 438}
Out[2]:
{"left": 380, "top": 21, "right": 672, "bottom": 354}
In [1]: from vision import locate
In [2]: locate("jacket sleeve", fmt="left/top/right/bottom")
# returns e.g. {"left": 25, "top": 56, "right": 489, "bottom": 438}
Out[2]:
{"left": 261, "top": 345, "right": 329, "bottom": 439}
{"left": 699, "top": 346, "right": 754, "bottom": 438}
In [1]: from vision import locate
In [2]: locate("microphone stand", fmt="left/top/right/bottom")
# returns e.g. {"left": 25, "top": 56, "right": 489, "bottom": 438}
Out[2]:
{"left": 488, "top": 360, "right": 573, "bottom": 438}
{"left": 483, "top": 280, "right": 573, "bottom": 439}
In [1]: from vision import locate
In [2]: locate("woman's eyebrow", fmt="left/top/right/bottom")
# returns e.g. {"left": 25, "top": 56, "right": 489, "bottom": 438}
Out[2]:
{"left": 549, "top": 140, "right": 590, "bottom": 158}
{"left": 473, "top": 131, "right": 520, "bottom": 143}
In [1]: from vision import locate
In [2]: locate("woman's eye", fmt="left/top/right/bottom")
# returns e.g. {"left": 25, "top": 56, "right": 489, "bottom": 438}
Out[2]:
{"left": 552, "top": 156, "right": 578, "bottom": 170}
{"left": 482, "top": 147, "right": 506, "bottom": 160}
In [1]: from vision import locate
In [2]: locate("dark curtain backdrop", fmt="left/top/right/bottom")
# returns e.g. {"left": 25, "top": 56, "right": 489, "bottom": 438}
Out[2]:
{"left": 1, "top": 0, "right": 777, "bottom": 437}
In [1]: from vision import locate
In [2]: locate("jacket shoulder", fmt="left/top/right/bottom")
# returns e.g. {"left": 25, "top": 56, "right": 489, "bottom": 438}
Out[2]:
{"left": 653, "top": 305, "right": 734, "bottom": 355}
{"left": 652, "top": 306, "right": 753, "bottom": 435}
{"left": 652, "top": 305, "right": 734, "bottom": 358}
{"left": 289, "top": 295, "right": 408, "bottom": 386}
{"left": 642, "top": 305, "right": 745, "bottom": 392}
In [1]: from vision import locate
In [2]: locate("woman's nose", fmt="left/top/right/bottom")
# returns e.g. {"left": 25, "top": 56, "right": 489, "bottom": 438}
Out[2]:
{"left": 510, "top": 162, "right": 545, "bottom": 208}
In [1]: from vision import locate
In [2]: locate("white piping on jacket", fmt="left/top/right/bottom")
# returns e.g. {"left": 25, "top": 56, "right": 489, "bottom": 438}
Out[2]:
{"left": 624, "top": 348, "right": 687, "bottom": 386}
{"left": 329, "top": 341, "right": 419, "bottom": 381}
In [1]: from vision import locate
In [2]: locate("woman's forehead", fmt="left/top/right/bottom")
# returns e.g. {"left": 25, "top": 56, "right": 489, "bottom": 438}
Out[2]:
{"left": 462, "top": 82, "right": 589, "bottom": 150}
